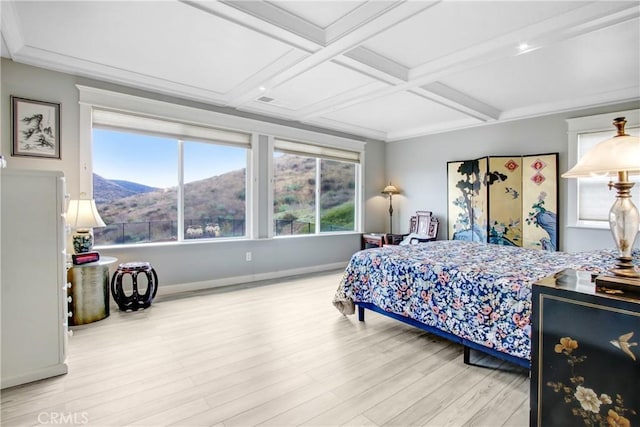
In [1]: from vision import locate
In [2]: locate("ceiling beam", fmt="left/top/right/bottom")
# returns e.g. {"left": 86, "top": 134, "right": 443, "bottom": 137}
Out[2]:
{"left": 292, "top": 2, "right": 639, "bottom": 123}
{"left": 324, "top": 1, "right": 410, "bottom": 45}
{"left": 181, "top": 0, "right": 319, "bottom": 53}
{"left": 416, "top": 82, "right": 501, "bottom": 122}
{"left": 224, "top": 1, "right": 437, "bottom": 108}
{"left": 224, "top": 49, "right": 310, "bottom": 107}
{"left": 343, "top": 46, "right": 409, "bottom": 82}
{"left": 243, "top": 1, "right": 436, "bottom": 88}
{"left": 220, "top": 0, "right": 325, "bottom": 45}
{"left": 295, "top": 80, "right": 391, "bottom": 120}
{"left": 409, "top": 1, "right": 640, "bottom": 82}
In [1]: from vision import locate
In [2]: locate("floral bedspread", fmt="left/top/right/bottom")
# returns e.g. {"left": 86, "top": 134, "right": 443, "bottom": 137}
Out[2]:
{"left": 333, "top": 240, "right": 633, "bottom": 361}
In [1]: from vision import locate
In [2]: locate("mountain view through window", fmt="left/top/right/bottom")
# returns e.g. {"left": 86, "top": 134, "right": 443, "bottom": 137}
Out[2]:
{"left": 92, "top": 128, "right": 247, "bottom": 244}
{"left": 92, "top": 129, "right": 357, "bottom": 245}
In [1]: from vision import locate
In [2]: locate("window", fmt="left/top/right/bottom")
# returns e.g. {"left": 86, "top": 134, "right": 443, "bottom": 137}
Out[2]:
{"left": 576, "top": 128, "right": 639, "bottom": 224}
{"left": 273, "top": 138, "right": 359, "bottom": 236}
{"left": 91, "top": 109, "right": 250, "bottom": 245}
{"left": 567, "top": 109, "right": 640, "bottom": 228}
{"left": 78, "top": 86, "right": 366, "bottom": 242}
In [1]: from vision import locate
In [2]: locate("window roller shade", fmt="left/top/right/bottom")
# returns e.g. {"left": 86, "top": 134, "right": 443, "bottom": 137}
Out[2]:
{"left": 93, "top": 109, "right": 251, "bottom": 147}
{"left": 274, "top": 138, "right": 360, "bottom": 163}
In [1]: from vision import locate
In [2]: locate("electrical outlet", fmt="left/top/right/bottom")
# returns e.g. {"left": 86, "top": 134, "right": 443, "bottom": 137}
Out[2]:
{"left": 246, "top": 251, "right": 252, "bottom": 262}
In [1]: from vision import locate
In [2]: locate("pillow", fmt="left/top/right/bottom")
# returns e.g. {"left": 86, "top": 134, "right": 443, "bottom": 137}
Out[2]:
{"left": 399, "top": 233, "right": 432, "bottom": 245}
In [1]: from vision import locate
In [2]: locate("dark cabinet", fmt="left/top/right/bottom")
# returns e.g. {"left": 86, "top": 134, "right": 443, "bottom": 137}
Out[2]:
{"left": 531, "top": 269, "right": 640, "bottom": 427}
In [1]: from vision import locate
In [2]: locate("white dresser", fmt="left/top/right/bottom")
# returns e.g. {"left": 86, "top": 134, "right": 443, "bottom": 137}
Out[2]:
{"left": 1, "top": 169, "right": 68, "bottom": 388}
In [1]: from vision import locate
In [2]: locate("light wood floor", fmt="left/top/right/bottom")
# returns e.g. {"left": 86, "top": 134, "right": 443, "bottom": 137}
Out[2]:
{"left": 1, "top": 270, "right": 530, "bottom": 427}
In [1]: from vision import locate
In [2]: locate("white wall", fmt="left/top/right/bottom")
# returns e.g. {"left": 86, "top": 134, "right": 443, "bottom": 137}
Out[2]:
{"left": 1, "top": 58, "right": 388, "bottom": 291}
{"left": 387, "top": 102, "right": 640, "bottom": 252}
{"left": 5, "top": 57, "right": 637, "bottom": 291}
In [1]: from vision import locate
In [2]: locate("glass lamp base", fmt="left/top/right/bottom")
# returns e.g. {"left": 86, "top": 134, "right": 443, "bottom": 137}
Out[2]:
{"left": 608, "top": 178, "right": 639, "bottom": 279}
{"left": 72, "top": 231, "right": 93, "bottom": 254}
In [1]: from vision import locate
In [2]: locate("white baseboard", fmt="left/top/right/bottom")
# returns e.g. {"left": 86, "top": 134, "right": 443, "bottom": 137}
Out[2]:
{"left": 156, "top": 262, "right": 347, "bottom": 297}
{"left": 1, "top": 363, "right": 68, "bottom": 389}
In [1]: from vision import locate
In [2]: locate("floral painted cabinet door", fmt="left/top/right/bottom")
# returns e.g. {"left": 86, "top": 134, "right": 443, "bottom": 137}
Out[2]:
{"left": 531, "top": 269, "right": 640, "bottom": 427}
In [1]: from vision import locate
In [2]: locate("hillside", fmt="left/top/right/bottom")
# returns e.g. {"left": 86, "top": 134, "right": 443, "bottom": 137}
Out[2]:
{"left": 95, "top": 169, "right": 246, "bottom": 224}
{"left": 273, "top": 154, "right": 355, "bottom": 223}
{"left": 93, "top": 174, "right": 157, "bottom": 204}
{"left": 94, "top": 154, "right": 354, "bottom": 236}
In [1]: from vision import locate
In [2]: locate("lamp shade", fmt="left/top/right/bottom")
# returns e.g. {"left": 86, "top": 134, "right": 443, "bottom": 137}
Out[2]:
{"left": 561, "top": 117, "right": 640, "bottom": 283}
{"left": 562, "top": 117, "right": 640, "bottom": 178}
{"left": 66, "top": 199, "right": 106, "bottom": 230}
{"left": 382, "top": 184, "right": 400, "bottom": 195}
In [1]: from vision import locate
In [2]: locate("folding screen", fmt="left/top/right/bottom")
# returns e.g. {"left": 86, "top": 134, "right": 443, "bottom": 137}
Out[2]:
{"left": 521, "top": 154, "right": 558, "bottom": 250}
{"left": 447, "top": 158, "right": 488, "bottom": 243}
{"left": 447, "top": 152, "right": 558, "bottom": 251}
{"left": 488, "top": 156, "right": 523, "bottom": 246}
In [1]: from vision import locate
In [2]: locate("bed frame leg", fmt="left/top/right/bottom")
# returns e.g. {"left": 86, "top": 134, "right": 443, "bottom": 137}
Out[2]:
{"left": 463, "top": 346, "right": 471, "bottom": 365}
{"left": 358, "top": 306, "right": 365, "bottom": 321}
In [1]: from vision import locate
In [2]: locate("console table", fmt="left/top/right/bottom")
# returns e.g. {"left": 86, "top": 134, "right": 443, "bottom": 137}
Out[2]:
{"left": 531, "top": 269, "right": 640, "bottom": 426}
{"left": 67, "top": 256, "right": 117, "bottom": 326}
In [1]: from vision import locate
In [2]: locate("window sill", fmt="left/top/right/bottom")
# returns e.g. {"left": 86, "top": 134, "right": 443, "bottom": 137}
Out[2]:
{"left": 566, "top": 223, "right": 609, "bottom": 231}
{"left": 93, "top": 231, "right": 361, "bottom": 250}
{"left": 95, "top": 236, "right": 250, "bottom": 250}
{"left": 273, "top": 231, "right": 361, "bottom": 239}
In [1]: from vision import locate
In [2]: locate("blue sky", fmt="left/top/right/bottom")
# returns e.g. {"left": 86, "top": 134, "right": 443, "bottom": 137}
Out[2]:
{"left": 93, "top": 129, "right": 247, "bottom": 188}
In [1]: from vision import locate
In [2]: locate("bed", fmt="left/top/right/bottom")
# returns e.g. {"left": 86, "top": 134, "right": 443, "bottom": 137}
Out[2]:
{"left": 332, "top": 240, "right": 629, "bottom": 368}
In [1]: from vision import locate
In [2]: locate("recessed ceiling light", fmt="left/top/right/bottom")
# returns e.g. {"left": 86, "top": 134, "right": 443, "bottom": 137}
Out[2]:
{"left": 259, "top": 86, "right": 266, "bottom": 91}
{"left": 518, "top": 43, "right": 530, "bottom": 52}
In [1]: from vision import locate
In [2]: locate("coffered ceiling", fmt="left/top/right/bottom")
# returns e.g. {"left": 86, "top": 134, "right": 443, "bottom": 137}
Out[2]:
{"left": 2, "top": 1, "right": 639, "bottom": 142}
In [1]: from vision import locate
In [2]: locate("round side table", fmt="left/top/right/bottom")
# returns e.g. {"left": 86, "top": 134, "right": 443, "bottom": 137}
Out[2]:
{"left": 67, "top": 256, "right": 118, "bottom": 326}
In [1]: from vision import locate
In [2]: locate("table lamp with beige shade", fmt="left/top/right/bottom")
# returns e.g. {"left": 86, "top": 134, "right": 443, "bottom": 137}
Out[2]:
{"left": 562, "top": 117, "right": 640, "bottom": 291}
{"left": 66, "top": 198, "right": 106, "bottom": 254}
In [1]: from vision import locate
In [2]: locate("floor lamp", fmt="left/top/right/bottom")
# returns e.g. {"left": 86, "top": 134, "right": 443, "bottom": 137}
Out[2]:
{"left": 562, "top": 117, "right": 640, "bottom": 291}
{"left": 382, "top": 183, "right": 400, "bottom": 234}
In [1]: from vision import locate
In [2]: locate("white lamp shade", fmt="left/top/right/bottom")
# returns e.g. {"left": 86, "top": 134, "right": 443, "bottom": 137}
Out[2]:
{"left": 562, "top": 134, "right": 640, "bottom": 178}
{"left": 66, "top": 199, "right": 106, "bottom": 230}
{"left": 382, "top": 184, "right": 400, "bottom": 194}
